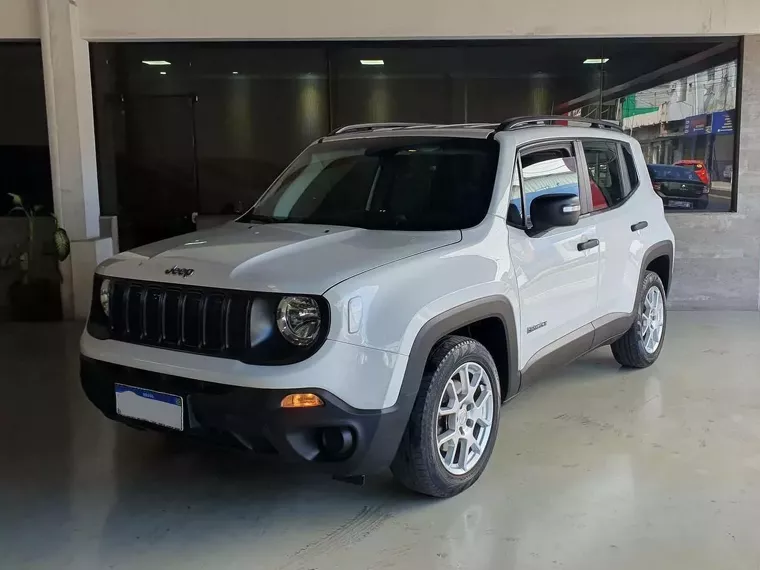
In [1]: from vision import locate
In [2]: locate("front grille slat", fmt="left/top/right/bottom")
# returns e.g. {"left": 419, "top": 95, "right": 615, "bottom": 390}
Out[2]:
{"left": 163, "top": 290, "right": 181, "bottom": 344}
{"left": 126, "top": 285, "right": 144, "bottom": 340}
{"left": 182, "top": 292, "right": 202, "bottom": 348}
{"left": 109, "top": 280, "right": 248, "bottom": 359}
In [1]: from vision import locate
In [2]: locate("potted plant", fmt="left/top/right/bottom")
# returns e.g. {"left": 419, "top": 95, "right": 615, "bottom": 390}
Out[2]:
{"left": 1, "top": 193, "right": 71, "bottom": 321}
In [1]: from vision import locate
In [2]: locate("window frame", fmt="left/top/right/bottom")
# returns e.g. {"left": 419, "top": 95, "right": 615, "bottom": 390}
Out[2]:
{"left": 577, "top": 139, "right": 639, "bottom": 216}
{"left": 508, "top": 139, "right": 582, "bottom": 230}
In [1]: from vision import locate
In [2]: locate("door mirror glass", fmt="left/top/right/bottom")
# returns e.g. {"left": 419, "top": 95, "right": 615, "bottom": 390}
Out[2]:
{"left": 527, "top": 194, "right": 581, "bottom": 235}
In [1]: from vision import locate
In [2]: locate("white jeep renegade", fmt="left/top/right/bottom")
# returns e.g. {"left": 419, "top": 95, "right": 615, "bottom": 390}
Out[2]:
{"left": 81, "top": 117, "right": 674, "bottom": 497}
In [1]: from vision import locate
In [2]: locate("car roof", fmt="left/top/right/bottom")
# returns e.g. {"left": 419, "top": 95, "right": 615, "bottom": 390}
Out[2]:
{"left": 674, "top": 159, "right": 702, "bottom": 164}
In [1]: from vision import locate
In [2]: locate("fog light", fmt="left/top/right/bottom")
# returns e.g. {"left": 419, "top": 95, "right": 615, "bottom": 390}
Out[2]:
{"left": 320, "top": 427, "right": 355, "bottom": 458}
{"left": 281, "top": 393, "right": 324, "bottom": 408}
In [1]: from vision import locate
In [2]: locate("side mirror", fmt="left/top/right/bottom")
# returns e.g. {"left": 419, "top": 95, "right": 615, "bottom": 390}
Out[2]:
{"left": 528, "top": 194, "right": 581, "bottom": 236}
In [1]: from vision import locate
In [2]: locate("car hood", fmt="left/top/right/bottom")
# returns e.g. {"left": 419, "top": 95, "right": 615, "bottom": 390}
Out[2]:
{"left": 99, "top": 222, "right": 461, "bottom": 294}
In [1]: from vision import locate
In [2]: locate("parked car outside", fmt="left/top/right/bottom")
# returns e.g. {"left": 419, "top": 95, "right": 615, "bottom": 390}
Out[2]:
{"left": 674, "top": 159, "right": 711, "bottom": 186}
{"left": 648, "top": 164, "right": 709, "bottom": 210}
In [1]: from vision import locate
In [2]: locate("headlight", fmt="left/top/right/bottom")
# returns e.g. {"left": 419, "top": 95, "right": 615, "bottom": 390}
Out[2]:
{"left": 276, "top": 296, "right": 321, "bottom": 346}
{"left": 99, "top": 278, "right": 111, "bottom": 317}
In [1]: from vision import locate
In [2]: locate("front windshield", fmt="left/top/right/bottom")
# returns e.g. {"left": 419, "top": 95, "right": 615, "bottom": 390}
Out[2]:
{"left": 239, "top": 136, "right": 499, "bottom": 231}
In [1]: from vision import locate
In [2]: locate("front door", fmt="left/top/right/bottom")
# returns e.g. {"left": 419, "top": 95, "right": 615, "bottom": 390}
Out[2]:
{"left": 507, "top": 142, "right": 600, "bottom": 372}
{"left": 121, "top": 95, "right": 199, "bottom": 249}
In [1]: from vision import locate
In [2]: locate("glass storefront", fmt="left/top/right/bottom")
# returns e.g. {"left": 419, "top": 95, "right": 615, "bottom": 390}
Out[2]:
{"left": 88, "top": 38, "right": 742, "bottom": 247}
{"left": 0, "top": 43, "right": 51, "bottom": 215}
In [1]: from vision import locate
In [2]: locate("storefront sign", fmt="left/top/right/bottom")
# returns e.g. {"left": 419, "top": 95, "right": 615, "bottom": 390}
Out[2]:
{"left": 684, "top": 115, "right": 708, "bottom": 135}
{"left": 712, "top": 111, "right": 734, "bottom": 134}
{"left": 684, "top": 111, "right": 734, "bottom": 136}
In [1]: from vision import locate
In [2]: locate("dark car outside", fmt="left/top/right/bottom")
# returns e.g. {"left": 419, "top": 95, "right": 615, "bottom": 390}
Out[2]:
{"left": 647, "top": 164, "right": 709, "bottom": 210}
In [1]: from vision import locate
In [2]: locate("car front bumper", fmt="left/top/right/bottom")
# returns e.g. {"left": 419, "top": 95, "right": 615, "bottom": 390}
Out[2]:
{"left": 80, "top": 356, "right": 409, "bottom": 476}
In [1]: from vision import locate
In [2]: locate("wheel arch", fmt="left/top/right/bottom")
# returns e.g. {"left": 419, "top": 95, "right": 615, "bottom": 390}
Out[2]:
{"left": 642, "top": 240, "right": 674, "bottom": 296}
{"left": 400, "top": 296, "right": 519, "bottom": 407}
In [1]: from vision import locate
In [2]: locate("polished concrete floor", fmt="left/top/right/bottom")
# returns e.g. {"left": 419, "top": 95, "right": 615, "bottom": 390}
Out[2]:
{"left": 2, "top": 311, "right": 760, "bottom": 569}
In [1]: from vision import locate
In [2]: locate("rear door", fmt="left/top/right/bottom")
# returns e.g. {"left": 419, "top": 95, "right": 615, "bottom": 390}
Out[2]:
{"left": 507, "top": 141, "right": 600, "bottom": 372}
{"left": 578, "top": 140, "right": 643, "bottom": 325}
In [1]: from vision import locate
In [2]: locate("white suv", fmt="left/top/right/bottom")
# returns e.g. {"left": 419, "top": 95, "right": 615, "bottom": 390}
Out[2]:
{"left": 81, "top": 117, "right": 674, "bottom": 497}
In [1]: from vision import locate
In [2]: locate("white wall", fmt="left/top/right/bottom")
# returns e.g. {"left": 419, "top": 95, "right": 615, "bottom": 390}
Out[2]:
{"left": 3, "top": 0, "right": 760, "bottom": 41}
{"left": 0, "top": 0, "right": 39, "bottom": 39}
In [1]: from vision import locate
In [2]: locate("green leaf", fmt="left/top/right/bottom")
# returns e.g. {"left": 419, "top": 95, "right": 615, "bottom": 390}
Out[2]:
{"left": 7, "top": 193, "right": 22, "bottom": 207}
{"left": 33, "top": 205, "right": 44, "bottom": 213}
{"left": 7, "top": 206, "right": 25, "bottom": 215}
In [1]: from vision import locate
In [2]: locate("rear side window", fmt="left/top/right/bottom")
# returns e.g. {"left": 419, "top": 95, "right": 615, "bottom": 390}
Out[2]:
{"left": 622, "top": 145, "right": 639, "bottom": 190}
{"left": 582, "top": 141, "right": 628, "bottom": 211}
{"left": 647, "top": 165, "right": 702, "bottom": 183}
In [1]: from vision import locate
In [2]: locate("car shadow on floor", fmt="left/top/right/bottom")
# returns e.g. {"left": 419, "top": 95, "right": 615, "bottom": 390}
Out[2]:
{"left": 89, "top": 425, "right": 436, "bottom": 566}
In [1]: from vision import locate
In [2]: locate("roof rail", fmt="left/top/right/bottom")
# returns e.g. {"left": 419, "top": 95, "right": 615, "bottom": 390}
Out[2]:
{"left": 327, "top": 122, "right": 433, "bottom": 136}
{"left": 493, "top": 115, "right": 623, "bottom": 133}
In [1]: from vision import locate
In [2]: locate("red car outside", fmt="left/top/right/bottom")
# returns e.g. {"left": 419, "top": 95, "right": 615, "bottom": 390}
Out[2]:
{"left": 674, "top": 159, "right": 711, "bottom": 186}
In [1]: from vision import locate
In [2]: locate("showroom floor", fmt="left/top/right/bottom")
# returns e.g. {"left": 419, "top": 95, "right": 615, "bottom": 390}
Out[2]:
{"left": 2, "top": 311, "right": 760, "bottom": 570}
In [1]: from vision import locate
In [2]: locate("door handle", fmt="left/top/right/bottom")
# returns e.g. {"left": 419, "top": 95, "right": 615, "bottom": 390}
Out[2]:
{"left": 631, "top": 221, "right": 648, "bottom": 232}
{"left": 577, "top": 239, "right": 600, "bottom": 251}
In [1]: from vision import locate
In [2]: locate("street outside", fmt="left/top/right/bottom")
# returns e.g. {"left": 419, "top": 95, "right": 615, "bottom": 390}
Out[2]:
{"left": 664, "top": 180, "right": 732, "bottom": 213}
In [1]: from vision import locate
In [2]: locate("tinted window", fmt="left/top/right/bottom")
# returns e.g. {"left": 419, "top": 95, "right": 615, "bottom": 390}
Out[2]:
{"left": 622, "top": 145, "right": 639, "bottom": 189}
{"left": 582, "top": 141, "right": 627, "bottom": 211}
{"left": 647, "top": 165, "right": 702, "bottom": 183}
{"left": 518, "top": 147, "right": 580, "bottom": 228}
{"left": 240, "top": 137, "right": 499, "bottom": 230}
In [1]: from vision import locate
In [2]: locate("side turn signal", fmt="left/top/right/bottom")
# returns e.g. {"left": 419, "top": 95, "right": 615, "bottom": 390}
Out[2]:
{"left": 280, "top": 393, "right": 324, "bottom": 408}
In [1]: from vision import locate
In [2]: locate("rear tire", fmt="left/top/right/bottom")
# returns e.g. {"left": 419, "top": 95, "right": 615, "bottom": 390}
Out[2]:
{"left": 611, "top": 270, "right": 667, "bottom": 368}
{"left": 391, "top": 336, "right": 501, "bottom": 498}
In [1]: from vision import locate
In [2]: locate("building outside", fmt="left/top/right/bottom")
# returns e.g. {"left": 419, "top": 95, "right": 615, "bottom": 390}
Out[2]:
{"left": 622, "top": 62, "right": 738, "bottom": 211}
{"left": 1, "top": 0, "right": 760, "bottom": 316}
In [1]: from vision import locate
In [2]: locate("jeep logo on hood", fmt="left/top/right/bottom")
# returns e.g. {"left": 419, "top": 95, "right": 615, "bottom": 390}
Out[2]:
{"left": 165, "top": 266, "right": 195, "bottom": 278}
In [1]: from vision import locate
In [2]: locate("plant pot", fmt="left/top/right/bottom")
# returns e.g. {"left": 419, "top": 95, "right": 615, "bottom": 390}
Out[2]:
{"left": 8, "top": 278, "right": 62, "bottom": 322}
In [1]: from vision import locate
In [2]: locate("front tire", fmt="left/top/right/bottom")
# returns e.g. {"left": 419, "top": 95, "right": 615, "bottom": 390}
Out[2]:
{"left": 611, "top": 270, "right": 667, "bottom": 368}
{"left": 391, "top": 336, "right": 501, "bottom": 498}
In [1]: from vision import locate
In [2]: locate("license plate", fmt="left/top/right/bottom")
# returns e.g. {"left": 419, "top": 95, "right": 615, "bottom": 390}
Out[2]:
{"left": 115, "top": 384, "right": 184, "bottom": 430}
{"left": 668, "top": 199, "right": 693, "bottom": 209}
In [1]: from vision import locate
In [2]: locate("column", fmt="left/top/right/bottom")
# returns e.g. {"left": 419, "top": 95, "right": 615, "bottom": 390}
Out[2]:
{"left": 38, "top": 0, "right": 113, "bottom": 319}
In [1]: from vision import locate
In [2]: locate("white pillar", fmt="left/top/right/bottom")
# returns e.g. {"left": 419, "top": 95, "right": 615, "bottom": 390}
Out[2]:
{"left": 38, "top": 0, "right": 112, "bottom": 319}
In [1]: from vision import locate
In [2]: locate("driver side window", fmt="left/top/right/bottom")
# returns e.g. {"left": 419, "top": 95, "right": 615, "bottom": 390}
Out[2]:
{"left": 512, "top": 145, "right": 581, "bottom": 229}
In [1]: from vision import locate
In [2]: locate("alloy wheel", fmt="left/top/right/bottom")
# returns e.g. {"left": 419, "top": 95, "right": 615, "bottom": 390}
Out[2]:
{"left": 436, "top": 362, "right": 494, "bottom": 475}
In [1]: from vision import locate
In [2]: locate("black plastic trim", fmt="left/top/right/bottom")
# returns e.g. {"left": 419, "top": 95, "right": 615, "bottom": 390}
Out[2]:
{"left": 520, "top": 324, "right": 594, "bottom": 388}
{"left": 641, "top": 240, "right": 674, "bottom": 295}
{"left": 379, "top": 296, "right": 520, "bottom": 472}
{"left": 592, "top": 312, "right": 635, "bottom": 346}
{"left": 86, "top": 275, "right": 331, "bottom": 366}
{"left": 80, "top": 356, "right": 402, "bottom": 476}
{"left": 631, "top": 221, "right": 648, "bottom": 232}
{"left": 577, "top": 238, "right": 600, "bottom": 251}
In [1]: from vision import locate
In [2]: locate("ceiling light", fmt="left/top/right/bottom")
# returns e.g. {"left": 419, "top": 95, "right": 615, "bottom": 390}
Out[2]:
{"left": 160, "top": 71, "right": 167, "bottom": 75}
{"left": 142, "top": 60, "right": 171, "bottom": 66}
{"left": 232, "top": 71, "right": 239, "bottom": 75}
{"left": 360, "top": 59, "right": 385, "bottom": 66}
{"left": 583, "top": 58, "right": 610, "bottom": 64}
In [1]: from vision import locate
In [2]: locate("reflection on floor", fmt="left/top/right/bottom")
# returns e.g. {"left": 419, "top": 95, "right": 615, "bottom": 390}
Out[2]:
{"left": 2, "top": 312, "right": 760, "bottom": 569}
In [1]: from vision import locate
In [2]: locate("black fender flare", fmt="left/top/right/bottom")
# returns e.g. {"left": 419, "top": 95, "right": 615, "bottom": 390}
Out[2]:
{"left": 399, "top": 296, "right": 519, "bottom": 404}
{"left": 641, "top": 240, "right": 674, "bottom": 295}
{"left": 373, "top": 296, "right": 518, "bottom": 470}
